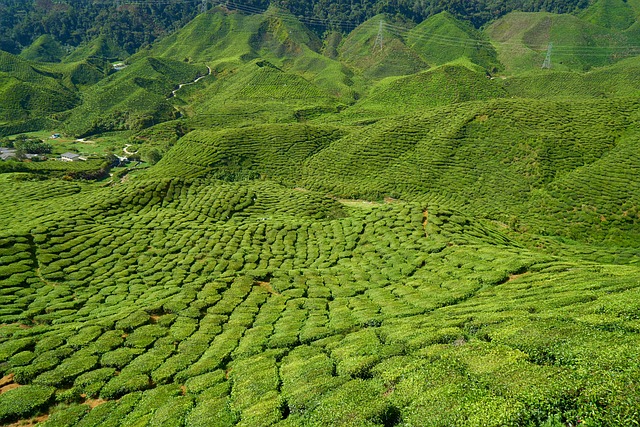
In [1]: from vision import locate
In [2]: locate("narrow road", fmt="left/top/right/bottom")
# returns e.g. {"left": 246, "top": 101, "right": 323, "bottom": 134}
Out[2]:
{"left": 123, "top": 144, "right": 136, "bottom": 155}
{"left": 168, "top": 66, "right": 211, "bottom": 99}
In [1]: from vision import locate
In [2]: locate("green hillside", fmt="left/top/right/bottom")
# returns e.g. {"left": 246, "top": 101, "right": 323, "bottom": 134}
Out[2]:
{"left": 2, "top": 3, "right": 640, "bottom": 426}
{"left": 20, "top": 35, "right": 66, "bottom": 63}
{"left": 0, "top": 51, "right": 78, "bottom": 135}
{"left": 406, "top": 12, "right": 501, "bottom": 71}
{"left": 579, "top": 0, "right": 636, "bottom": 30}
{"left": 503, "top": 56, "right": 640, "bottom": 99}
{"left": 339, "top": 14, "right": 428, "bottom": 80}
{"left": 147, "top": 123, "right": 344, "bottom": 181}
{"left": 63, "top": 57, "right": 207, "bottom": 137}
{"left": 351, "top": 63, "right": 506, "bottom": 116}
{"left": 486, "top": 11, "right": 640, "bottom": 73}
{"left": 62, "top": 35, "right": 128, "bottom": 64}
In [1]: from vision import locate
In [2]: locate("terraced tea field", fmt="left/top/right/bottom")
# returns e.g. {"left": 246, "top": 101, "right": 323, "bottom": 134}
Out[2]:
{"left": 2, "top": 2, "right": 640, "bottom": 426}
{"left": 0, "top": 169, "right": 639, "bottom": 426}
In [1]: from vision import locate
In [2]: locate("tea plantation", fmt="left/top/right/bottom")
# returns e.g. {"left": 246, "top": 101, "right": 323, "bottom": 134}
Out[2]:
{"left": 2, "top": 1, "right": 640, "bottom": 426}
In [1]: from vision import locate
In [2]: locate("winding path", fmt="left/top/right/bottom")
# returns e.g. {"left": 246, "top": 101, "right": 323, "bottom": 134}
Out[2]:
{"left": 168, "top": 66, "right": 211, "bottom": 99}
{"left": 123, "top": 144, "right": 137, "bottom": 155}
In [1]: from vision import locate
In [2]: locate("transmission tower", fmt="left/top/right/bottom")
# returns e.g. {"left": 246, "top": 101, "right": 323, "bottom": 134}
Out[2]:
{"left": 373, "top": 20, "right": 384, "bottom": 52}
{"left": 542, "top": 42, "right": 553, "bottom": 69}
{"left": 200, "top": 0, "right": 208, "bottom": 14}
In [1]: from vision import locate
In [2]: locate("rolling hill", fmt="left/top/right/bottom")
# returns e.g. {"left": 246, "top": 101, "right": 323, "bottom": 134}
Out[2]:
{"left": 486, "top": 10, "right": 640, "bottom": 72}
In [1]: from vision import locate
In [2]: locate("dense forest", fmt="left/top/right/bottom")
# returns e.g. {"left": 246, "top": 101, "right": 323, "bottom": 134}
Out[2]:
{"left": 0, "top": 0, "right": 589, "bottom": 56}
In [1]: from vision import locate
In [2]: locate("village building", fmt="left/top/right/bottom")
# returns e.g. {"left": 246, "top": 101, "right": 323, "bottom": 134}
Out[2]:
{"left": 0, "top": 148, "right": 17, "bottom": 161}
{"left": 60, "top": 152, "right": 84, "bottom": 162}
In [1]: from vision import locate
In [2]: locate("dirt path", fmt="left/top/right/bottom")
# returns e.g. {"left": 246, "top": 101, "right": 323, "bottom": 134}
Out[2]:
{"left": 168, "top": 65, "right": 211, "bottom": 99}
{"left": 256, "top": 281, "right": 281, "bottom": 296}
{"left": 123, "top": 144, "right": 137, "bottom": 155}
{"left": 423, "top": 209, "right": 429, "bottom": 238}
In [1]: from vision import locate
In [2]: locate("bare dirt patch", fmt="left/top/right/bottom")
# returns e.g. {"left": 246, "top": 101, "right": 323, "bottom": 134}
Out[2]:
{"left": 383, "top": 386, "right": 395, "bottom": 397}
{"left": 256, "top": 281, "right": 281, "bottom": 296}
{"left": 83, "top": 397, "right": 108, "bottom": 409}
{"left": 507, "top": 272, "right": 529, "bottom": 282}
{"left": 0, "top": 373, "right": 20, "bottom": 394}
{"left": 5, "top": 414, "right": 49, "bottom": 427}
{"left": 422, "top": 209, "right": 429, "bottom": 237}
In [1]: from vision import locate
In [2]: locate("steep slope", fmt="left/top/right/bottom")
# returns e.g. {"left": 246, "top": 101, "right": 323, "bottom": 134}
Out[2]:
{"left": 579, "top": 0, "right": 636, "bottom": 30}
{"left": 146, "top": 7, "right": 361, "bottom": 106}
{"left": 406, "top": 12, "right": 501, "bottom": 71}
{"left": 185, "top": 59, "right": 341, "bottom": 129}
{"left": 148, "top": 123, "right": 345, "bottom": 181}
{"left": 486, "top": 11, "right": 640, "bottom": 73}
{"left": 0, "top": 50, "right": 79, "bottom": 135}
{"left": 63, "top": 57, "right": 207, "bottom": 137}
{"left": 20, "top": 35, "right": 66, "bottom": 63}
{"left": 339, "top": 14, "right": 428, "bottom": 80}
{"left": 145, "top": 8, "right": 262, "bottom": 65}
{"left": 62, "top": 35, "right": 128, "bottom": 63}
{"left": 350, "top": 63, "right": 506, "bottom": 116}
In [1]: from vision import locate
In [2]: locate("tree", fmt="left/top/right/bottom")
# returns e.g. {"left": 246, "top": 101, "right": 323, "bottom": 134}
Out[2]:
{"left": 13, "top": 137, "right": 52, "bottom": 154}
{"left": 141, "top": 147, "right": 162, "bottom": 165}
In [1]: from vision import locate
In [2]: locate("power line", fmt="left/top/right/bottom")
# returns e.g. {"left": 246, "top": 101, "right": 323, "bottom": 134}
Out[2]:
{"left": 373, "top": 20, "right": 384, "bottom": 52}
{"left": 542, "top": 42, "right": 553, "bottom": 69}
{"left": 24, "top": 0, "right": 640, "bottom": 55}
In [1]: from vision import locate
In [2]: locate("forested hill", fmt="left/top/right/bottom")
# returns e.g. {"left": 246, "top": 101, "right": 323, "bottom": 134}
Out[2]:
{"left": 0, "top": 0, "right": 589, "bottom": 56}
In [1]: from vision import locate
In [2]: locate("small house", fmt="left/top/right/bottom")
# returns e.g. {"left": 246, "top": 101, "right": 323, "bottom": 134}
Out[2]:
{"left": 61, "top": 152, "right": 82, "bottom": 162}
{"left": 50, "top": 133, "right": 61, "bottom": 139}
{"left": 0, "top": 148, "right": 17, "bottom": 161}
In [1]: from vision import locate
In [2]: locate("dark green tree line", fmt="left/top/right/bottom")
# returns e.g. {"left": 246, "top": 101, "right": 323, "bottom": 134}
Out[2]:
{"left": 0, "top": 0, "right": 590, "bottom": 55}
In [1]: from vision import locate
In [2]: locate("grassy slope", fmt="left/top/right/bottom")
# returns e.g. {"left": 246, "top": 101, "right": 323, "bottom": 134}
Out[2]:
{"left": 486, "top": 11, "right": 640, "bottom": 73}
{"left": 338, "top": 14, "right": 428, "bottom": 80}
{"left": 19, "top": 35, "right": 66, "bottom": 63}
{"left": 62, "top": 35, "right": 128, "bottom": 64}
{"left": 350, "top": 63, "right": 506, "bottom": 116}
{"left": 502, "top": 56, "right": 640, "bottom": 99}
{"left": 299, "top": 98, "right": 640, "bottom": 245}
{"left": 407, "top": 11, "right": 501, "bottom": 71}
{"left": 142, "top": 8, "right": 360, "bottom": 131}
{"left": 147, "top": 123, "right": 345, "bottom": 181}
{"left": 0, "top": 51, "right": 80, "bottom": 135}
{"left": 63, "top": 57, "right": 207, "bottom": 137}
{"left": 579, "top": 0, "right": 636, "bottom": 30}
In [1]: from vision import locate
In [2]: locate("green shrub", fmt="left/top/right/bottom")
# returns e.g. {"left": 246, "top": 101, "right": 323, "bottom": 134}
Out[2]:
{"left": 100, "top": 347, "right": 144, "bottom": 369}
{"left": 184, "top": 370, "right": 226, "bottom": 394}
{"left": 0, "top": 385, "right": 55, "bottom": 423}
{"left": 185, "top": 397, "right": 238, "bottom": 427}
{"left": 40, "top": 404, "right": 89, "bottom": 427}
{"left": 100, "top": 373, "right": 151, "bottom": 399}
{"left": 73, "top": 368, "right": 116, "bottom": 397}
{"left": 33, "top": 355, "right": 99, "bottom": 387}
